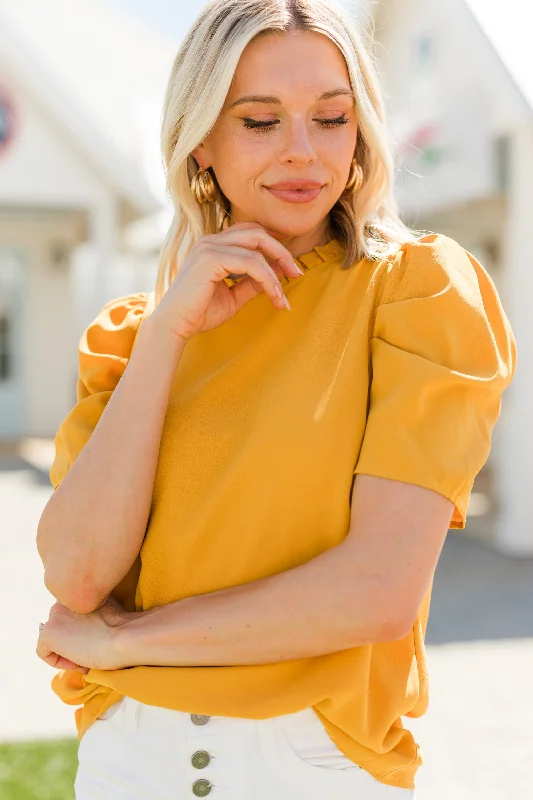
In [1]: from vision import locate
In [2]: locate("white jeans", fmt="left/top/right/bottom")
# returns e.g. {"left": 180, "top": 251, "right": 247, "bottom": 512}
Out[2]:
{"left": 75, "top": 695, "right": 415, "bottom": 799}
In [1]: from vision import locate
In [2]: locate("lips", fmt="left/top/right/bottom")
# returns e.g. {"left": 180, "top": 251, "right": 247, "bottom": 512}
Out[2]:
{"left": 265, "top": 184, "right": 322, "bottom": 203}
{"left": 267, "top": 180, "right": 323, "bottom": 190}
{"left": 265, "top": 180, "right": 325, "bottom": 204}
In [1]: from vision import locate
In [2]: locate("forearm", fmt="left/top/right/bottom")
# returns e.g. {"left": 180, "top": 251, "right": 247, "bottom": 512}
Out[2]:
{"left": 37, "top": 319, "right": 185, "bottom": 613}
{"left": 114, "top": 540, "right": 400, "bottom": 667}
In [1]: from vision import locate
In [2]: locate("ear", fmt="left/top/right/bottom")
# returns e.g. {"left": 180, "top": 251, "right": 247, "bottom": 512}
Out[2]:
{"left": 191, "top": 142, "right": 210, "bottom": 170}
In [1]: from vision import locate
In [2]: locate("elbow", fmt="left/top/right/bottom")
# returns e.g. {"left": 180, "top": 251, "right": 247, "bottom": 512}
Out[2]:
{"left": 379, "top": 615, "right": 414, "bottom": 643}
{"left": 341, "top": 599, "right": 415, "bottom": 648}
{"left": 377, "top": 602, "right": 416, "bottom": 643}
{"left": 43, "top": 569, "right": 108, "bottom": 614}
{"left": 353, "top": 585, "right": 416, "bottom": 645}
{"left": 36, "top": 510, "right": 54, "bottom": 565}
{"left": 38, "top": 515, "right": 109, "bottom": 614}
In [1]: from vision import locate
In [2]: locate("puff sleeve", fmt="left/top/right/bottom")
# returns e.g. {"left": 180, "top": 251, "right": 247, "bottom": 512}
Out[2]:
{"left": 49, "top": 292, "right": 149, "bottom": 490}
{"left": 353, "top": 234, "right": 517, "bottom": 529}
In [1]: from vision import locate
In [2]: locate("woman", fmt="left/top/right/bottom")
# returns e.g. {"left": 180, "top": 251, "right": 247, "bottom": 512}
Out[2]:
{"left": 36, "top": 1, "right": 516, "bottom": 798}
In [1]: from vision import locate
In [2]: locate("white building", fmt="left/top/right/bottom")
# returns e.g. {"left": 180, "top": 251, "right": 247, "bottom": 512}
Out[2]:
{"left": 371, "top": 0, "right": 532, "bottom": 553}
{"left": 0, "top": 0, "right": 174, "bottom": 442}
{"left": 1, "top": 0, "right": 529, "bottom": 553}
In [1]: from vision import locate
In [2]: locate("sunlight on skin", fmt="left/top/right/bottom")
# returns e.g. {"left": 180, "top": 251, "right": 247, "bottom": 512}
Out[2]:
{"left": 191, "top": 29, "right": 359, "bottom": 268}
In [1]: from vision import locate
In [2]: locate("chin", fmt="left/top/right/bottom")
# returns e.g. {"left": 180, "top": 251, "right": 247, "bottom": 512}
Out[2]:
{"left": 250, "top": 215, "right": 323, "bottom": 239}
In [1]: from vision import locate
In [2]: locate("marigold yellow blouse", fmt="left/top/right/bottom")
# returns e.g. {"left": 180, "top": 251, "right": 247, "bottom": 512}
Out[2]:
{"left": 49, "top": 233, "right": 516, "bottom": 790}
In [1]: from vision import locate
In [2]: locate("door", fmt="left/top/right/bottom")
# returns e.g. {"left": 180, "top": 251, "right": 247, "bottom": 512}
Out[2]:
{"left": 0, "top": 248, "right": 25, "bottom": 438}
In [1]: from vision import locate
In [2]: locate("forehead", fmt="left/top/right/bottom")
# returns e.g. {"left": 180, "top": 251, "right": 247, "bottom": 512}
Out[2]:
{"left": 226, "top": 30, "right": 351, "bottom": 101}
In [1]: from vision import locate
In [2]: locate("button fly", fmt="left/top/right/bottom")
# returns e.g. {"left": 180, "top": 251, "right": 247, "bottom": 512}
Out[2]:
{"left": 191, "top": 750, "right": 211, "bottom": 769}
{"left": 190, "top": 713, "right": 211, "bottom": 726}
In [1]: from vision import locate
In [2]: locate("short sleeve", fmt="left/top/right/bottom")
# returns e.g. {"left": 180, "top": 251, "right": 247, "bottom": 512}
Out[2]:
{"left": 49, "top": 292, "right": 150, "bottom": 491}
{"left": 353, "top": 234, "right": 517, "bottom": 529}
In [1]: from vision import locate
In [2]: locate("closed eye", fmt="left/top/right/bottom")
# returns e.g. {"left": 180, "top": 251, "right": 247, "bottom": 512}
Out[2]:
{"left": 242, "top": 115, "right": 350, "bottom": 131}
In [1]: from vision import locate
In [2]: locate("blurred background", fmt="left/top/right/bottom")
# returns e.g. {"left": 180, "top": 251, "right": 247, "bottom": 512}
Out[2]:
{"left": 0, "top": 0, "right": 531, "bottom": 798}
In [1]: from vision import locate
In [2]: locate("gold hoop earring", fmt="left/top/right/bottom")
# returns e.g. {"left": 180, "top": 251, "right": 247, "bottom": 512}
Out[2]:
{"left": 190, "top": 166, "right": 217, "bottom": 204}
{"left": 344, "top": 159, "right": 364, "bottom": 194}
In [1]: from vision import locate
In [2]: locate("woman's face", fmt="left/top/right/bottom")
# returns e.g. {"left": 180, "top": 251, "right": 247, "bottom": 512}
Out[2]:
{"left": 191, "top": 29, "right": 359, "bottom": 242}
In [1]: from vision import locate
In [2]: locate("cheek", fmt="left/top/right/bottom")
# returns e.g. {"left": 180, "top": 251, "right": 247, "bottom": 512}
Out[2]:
{"left": 320, "top": 129, "right": 357, "bottom": 157}
{"left": 321, "top": 142, "right": 357, "bottom": 182}
{"left": 232, "top": 131, "right": 275, "bottom": 161}
{"left": 216, "top": 135, "right": 273, "bottom": 189}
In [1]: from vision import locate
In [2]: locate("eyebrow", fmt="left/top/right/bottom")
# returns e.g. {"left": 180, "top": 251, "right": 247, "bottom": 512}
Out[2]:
{"left": 226, "top": 88, "right": 355, "bottom": 109}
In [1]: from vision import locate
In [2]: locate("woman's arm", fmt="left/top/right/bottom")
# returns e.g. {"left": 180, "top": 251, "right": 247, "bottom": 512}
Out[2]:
{"left": 112, "top": 540, "right": 393, "bottom": 667}
{"left": 110, "top": 475, "right": 454, "bottom": 666}
{"left": 37, "top": 319, "right": 186, "bottom": 615}
{"left": 37, "top": 474, "right": 454, "bottom": 671}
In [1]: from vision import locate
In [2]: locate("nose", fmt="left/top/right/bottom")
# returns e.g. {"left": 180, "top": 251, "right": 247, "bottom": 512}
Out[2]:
{"left": 278, "top": 117, "right": 317, "bottom": 166}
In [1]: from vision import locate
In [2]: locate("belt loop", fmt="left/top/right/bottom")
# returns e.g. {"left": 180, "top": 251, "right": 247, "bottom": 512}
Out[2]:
{"left": 123, "top": 696, "right": 140, "bottom": 731}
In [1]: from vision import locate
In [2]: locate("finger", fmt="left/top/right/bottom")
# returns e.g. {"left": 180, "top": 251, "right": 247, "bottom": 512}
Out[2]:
{"left": 205, "top": 226, "right": 302, "bottom": 280}
{"left": 56, "top": 655, "right": 89, "bottom": 673}
{"left": 227, "top": 276, "right": 279, "bottom": 315}
{"left": 37, "top": 635, "right": 81, "bottom": 670}
{"left": 207, "top": 244, "right": 290, "bottom": 311}
{"left": 37, "top": 645, "right": 88, "bottom": 673}
{"left": 37, "top": 646, "right": 63, "bottom": 669}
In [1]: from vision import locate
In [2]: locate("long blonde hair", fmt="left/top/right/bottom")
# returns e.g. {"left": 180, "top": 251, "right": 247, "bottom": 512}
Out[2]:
{"left": 155, "top": 0, "right": 422, "bottom": 304}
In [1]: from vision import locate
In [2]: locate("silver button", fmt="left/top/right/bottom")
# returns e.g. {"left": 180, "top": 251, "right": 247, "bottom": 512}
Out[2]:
{"left": 190, "top": 713, "right": 211, "bottom": 726}
{"left": 192, "top": 778, "right": 212, "bottom": 796}
{"left": 191, "top": 750, "right": 211, "bottom": 769}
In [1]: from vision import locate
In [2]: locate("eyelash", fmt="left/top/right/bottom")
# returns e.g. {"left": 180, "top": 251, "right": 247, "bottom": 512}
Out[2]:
{"left": 242, "top": 115, "right": 350, "bottom": 132}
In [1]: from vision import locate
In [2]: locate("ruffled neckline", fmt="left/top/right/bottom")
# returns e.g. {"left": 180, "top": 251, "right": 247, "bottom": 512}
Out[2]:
{"left": 293, "top": 238, "right": 344, "bottom": 272}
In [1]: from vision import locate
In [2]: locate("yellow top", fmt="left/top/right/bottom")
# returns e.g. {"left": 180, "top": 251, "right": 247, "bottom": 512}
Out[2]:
{"left": 49, "top": 233, "right": 516, "bottom": 790}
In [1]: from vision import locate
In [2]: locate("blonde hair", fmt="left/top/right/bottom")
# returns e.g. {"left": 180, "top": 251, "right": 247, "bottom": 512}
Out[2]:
{"left": 155, "top": 0, "right": 423, "bottom": 304}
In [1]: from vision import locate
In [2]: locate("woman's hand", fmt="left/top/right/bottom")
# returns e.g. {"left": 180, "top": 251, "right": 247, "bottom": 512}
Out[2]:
{"left": 36, "top": 596, "right": 138, "bottom": 673}
{"left": 149, "top": 221, "right": 304, "bottom": 345}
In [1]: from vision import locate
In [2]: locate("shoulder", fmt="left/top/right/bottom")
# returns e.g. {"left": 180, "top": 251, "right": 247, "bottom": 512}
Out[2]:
{"left": 376, "top": 232, "right": 485, "bottom": 306}
{"left": 49, "top": 291, "right": 154, "bottom": 488}
{"left": 81, "top": 291, "right": 153, "bottom": 360}
{"left": 76, "top": 291, "right": 154, "bottom": 396}
{"left": 372, "top": 232, "right": 516, "bottom": 386}
{"left": 90, "top": 291, "right": 152, "bottom": 335}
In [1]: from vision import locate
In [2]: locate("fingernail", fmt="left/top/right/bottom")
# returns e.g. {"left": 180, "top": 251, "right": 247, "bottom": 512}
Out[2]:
{"left": 294, "top": 262, "right": 304, "bottom": 275}
{"left": 283, "top": 294, "right": 292, "bottom": 310}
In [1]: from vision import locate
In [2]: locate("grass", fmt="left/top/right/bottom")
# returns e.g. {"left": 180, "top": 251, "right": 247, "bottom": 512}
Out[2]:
{"left": 0, "top": 738, "right": 79, "bottom": 800}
